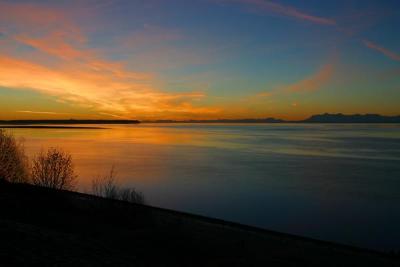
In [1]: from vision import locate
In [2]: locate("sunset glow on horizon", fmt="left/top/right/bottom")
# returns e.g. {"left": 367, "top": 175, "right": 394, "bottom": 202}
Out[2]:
{"left": 0, "top": 0, "right": 399, "bottom": 120}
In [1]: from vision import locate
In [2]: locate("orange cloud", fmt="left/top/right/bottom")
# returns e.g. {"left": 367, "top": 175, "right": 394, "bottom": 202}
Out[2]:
{"left": 254, "top": 62, "right": 334, "bottom": 99}
{"left": 0, "top": 2, "right": 221, "bottom": 120}
{"left": 15, "top": 33, "right": 88, "bottom": 61}
{"left": 16, "top": 33, "right": 151, "bottom": 81}
{"left": 0, "top": 2, "right": 60, "bottom": 25}
{"left": 364, "top": 40, "right": 400, "bottom": 62}
{"left": 0, "top": 54, "right": 219, "bottom": 119}
{"left": 283, "top": 63, "right": 334, "bottom": 93}
{"left": 256, "top": 92, "right": 272, "bottom": 97}
{"left": 221, "top": 0, "right": 336, "bottom": 25}
{"left": 0, "top": 2, "right": 82, "bottom": 38}
{"left": 17, "top": 110, "right": 73, "bottom": 116}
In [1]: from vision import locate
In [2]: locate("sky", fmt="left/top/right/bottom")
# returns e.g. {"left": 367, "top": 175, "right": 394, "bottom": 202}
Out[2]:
{"left": 0, "top": 0, "right": 399, "bottom": 120}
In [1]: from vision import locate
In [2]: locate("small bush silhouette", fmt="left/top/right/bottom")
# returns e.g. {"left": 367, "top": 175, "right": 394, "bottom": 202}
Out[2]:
{"left": 118, "top": 188, "right": 145, "bottom": 204}
{"left": 31, "top": 147, "right": 77, "bottom": 190}
{"left": 0, "top": 129, "right": 29, "bottom": 183}
{"left": 92, "top": 166, "right": 118, "bottom": 199}
{"left": 92, "top": 166, "right": 144, "bottom": 204}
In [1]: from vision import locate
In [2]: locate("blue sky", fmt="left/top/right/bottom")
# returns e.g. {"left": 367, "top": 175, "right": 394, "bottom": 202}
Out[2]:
{"left": 0, "top": 0, "right": 399, "bottom": 119}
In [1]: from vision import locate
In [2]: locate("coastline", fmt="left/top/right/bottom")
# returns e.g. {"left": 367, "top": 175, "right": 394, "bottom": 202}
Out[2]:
{"left": 1, "top": 182, "right": 398, "bottom": 266}
{"left": 0, "top": 125, "right": 107, "bottom": 129}
{"left": 2, "top": 113, "right": 400, "bottom": 125}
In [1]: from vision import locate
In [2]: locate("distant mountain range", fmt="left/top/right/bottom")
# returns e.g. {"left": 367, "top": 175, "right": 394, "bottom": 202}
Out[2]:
{"left": 301, "top": 113, "right": 400, "bottom": 123}
{"left": 1, "top": 114, "right": 399, "bottom": 125}
{"left": 142, "top": 118, "right": 285, "bottom": 123}
{"left": 144, "top": 114, "right": 400, "bottom": 123}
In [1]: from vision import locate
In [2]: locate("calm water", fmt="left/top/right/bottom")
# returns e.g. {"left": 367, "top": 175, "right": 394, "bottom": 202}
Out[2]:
{"left": 9, "top": 123, "right": 400, "bottom": 250}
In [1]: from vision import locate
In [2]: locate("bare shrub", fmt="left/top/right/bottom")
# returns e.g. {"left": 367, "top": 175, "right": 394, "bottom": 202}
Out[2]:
{"left": 91, "top": 166, "right": 145, "bottom": 204}
{"left": 31, "top": 147, "right": 77, "bottom": 190}
{"left": 0, "top": 129, "right": 29, "bottom": 183}
{"left": 118, "top": 188, "right": 145, "bottom": 204}
{"left": 92, "top": 166, "right": 118, "bottom": 199}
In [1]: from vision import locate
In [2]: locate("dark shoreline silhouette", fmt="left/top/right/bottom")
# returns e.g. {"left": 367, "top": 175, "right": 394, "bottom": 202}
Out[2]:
{"left": 143, "top": 113, "right": 400, "bottom": 123}
{"left": 0, "top": 119, "right": 140, "bottom": 125}
{"left": 0, "top": 125, "right": 107, "bottom": 129}
{"left": 302, "top": 113, "right": 400, "bottom": 123}
{"left": 143, "top": 118, "right": 286, "bottom": 123}
{"left": 1, "top": 181, "right": 398, "bottom": 266}
{"left": 1, "top": 114, "right": 400, "bottom": 125}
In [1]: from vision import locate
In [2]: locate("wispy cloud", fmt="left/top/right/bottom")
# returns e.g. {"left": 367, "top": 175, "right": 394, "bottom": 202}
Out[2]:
{"left": 99, "top": 112, "right": 131, "bottom": 119}
{"left": 282, "top": 63, "right": 334, "bottom": 93}
{"left": 256, "top": 92, "right": 272, "bottom": 97}
{"left": 363, "top": 40, "right": 400, "bottom": 62}
{"left": 218, "top": 0, "right": 399, "bottom": 65}
{"left": 255, "top": 62, "right": 334, "bottom": 98}
{"left": 0, "top": 2, "right": 220, "bottom": 119}
{"left": 219, "top": 0, "right": 336, "bottom": 25}
{"left": 0, "top": 54, "right": 218, "bottom": 119}
{"left": 17, "top": 110, "right": 72, "bottom": 115}
{"left": 0, "top": 2, "right": 83, "bottom": 38}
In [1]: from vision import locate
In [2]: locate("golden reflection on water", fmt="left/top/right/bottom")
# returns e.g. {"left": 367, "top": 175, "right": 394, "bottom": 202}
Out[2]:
{"left": 8, "top": 123, "right": 400, "bottom": 191}
{"left": 10, "top": 124, "right": 209, "bottom": 144}
{"left": 10, "top": 124, "right": 216, "bottom": 189}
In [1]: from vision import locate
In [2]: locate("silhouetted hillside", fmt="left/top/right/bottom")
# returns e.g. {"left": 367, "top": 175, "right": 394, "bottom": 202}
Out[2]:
{"left": 2, "top": 114, "right": 400, "bottom": 125}
{"left": 0, "top": 181, "right": 399, "bottom": 266}
{"left": 144, "top": 114, "right": 400, "bottom": 123}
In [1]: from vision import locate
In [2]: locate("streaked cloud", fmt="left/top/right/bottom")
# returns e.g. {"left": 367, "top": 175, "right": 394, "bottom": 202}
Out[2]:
{"left": 0, "top": 1, "right": 398, "bottom": 120}
{"left": 15, "top": 33, "right": 88, "bottom": 61}
{"left": 256, "top": 92, "right": 272, "bottom": 97}
{"left": 219, "top": 0, "right": 336, "bottom": 25}
{"left": 363, "top": 40, "right": 400, "bottom": 62}
{"left": 17, "top": 110, "right": 72, "bottom": 115}
{"left": 0, "top": 2, "right": 220, "bottom": 119}
{"left": 254, "top": 63, "right": 334, "bottom": 101}
{"left": 99, "top": 112, "right": 131, "bottom": 119}
{"left": 0, "top": 2, "right": 82, "bottom": 37}
{"left": 0, "top": 54, "right": 218, "bottom": 119}
{"left": 282, "top": 63, "right": 334, "bottom": 93}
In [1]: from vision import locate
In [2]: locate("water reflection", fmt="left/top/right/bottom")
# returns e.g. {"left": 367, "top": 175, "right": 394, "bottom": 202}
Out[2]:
{"left": 9, "top": 123, "right": 400, "bottom": 250}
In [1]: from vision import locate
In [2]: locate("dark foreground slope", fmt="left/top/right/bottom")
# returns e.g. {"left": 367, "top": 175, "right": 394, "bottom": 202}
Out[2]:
{"left": 0, "top": 182, "right": 398, "bottom": 266}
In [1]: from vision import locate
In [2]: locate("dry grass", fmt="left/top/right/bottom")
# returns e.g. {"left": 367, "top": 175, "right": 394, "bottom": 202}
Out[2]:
{"left": 92, "top": 166, "right": 145, "bottom": 204}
